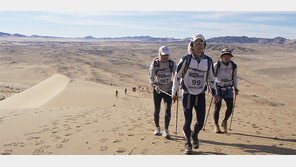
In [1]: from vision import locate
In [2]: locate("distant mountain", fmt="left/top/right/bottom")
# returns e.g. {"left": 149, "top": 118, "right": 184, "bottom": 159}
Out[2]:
{"left": 207, "top": 36, "right": 294, "bottom": 45}
{"left": 0, "top": 31, "right": 295, "bottom": 45}
{"left": 0, "top": 32, "right": 11, "bottom": 37}
{"left": 30, "top": 35, "right": 62, "bottom": 38}
{"left": 83, "top": 36, "right": 96, "bottom": 39}
{"left": 11, "top": 33, "right": 28, "bottom": 37}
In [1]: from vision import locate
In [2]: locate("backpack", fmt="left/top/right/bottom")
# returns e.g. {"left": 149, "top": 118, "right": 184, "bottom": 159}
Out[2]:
{"left": 153, "top": 57, "right": 174, "bottom": 73}
{"left": 180, "top": 54, "right": 212, "bottom": 79}
{"left": 214, "top": 60, "right": 237, "bottom": 82}
{"left": 180, "top": 54, "right": 213, "bottom": 94}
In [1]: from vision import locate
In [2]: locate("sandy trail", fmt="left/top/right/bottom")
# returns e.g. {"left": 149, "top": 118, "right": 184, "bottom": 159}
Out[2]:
{"left": 0, "top": 75, "right": 295, "bottom": 155}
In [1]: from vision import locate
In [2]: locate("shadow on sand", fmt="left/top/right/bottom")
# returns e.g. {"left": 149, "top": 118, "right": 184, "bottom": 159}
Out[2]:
{"left": 200, "top": 139, "right": 296, "bottom": 155}
{"left": 230, "top": 132, "right": 296, "bottom": 143}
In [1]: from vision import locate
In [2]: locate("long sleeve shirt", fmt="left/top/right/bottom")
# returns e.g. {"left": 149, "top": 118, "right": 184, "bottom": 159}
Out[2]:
{"left": 149, "top": 59, "right": 176, "bottom": 93}
{"left": 214, "top": 60, "right": 238, "bottom": 89}
{"left": 172, "top": 54, "right": 217, "bottom": 96}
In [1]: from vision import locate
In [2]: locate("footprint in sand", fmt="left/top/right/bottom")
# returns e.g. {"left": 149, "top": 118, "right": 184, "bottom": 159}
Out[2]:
{"left": 116, "top": 148, "right": 126, "bottom": 153}
{"left": 56, "top": 144, "right": 63, "bottom": 149}
{"left": 1, "top": 150, "right": 13, "bottom": 155}
{"left": 140, "top": 148, "right": 149, "bottom": 154}
{"left": 64, "top": 132, "right": 72, "bottom": 136}
{"left": 34, "top": 140, "right": 44, "bottom": 145}
{"left": 127, "top": 133, "right": 134, "bottom": 136}
{"left": 99, "top": 138, "right": 108, "bottom": 142}
{"left": 3, "top": 142, "right": 25, "bottom": 147}
{"left": 113, "top": 139, "right": 121, "bottom": 143}
{"left": 32, "top": 146, "right": 51, "bottom": 155}
{"left": 99, "top": 146, "right": 108, "bottom": 151}
{"left": 61, "top": 138, "right": 69, "bottom": 143}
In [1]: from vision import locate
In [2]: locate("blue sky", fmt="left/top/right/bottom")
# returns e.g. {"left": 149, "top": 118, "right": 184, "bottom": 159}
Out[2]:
{"left": 0, "top": 11, "right": 295, "bottom": 39}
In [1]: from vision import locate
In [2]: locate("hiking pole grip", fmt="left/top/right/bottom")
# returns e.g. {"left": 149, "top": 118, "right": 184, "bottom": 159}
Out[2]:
{"left": 229, "top": 94, "right": 237, "bottom": 130}
{"left": 203, "top": 97, "right": 213, "bottom": 130}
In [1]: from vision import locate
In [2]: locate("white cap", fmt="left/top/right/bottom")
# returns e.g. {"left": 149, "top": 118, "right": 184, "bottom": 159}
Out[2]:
{"left": 159, "top": 46, "right": 170, "bottom": 55}
{"left": 191, "top": 34, "right": 205, "bottom": 42}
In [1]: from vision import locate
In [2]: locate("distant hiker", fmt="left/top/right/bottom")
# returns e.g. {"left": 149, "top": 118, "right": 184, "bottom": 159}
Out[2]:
{"left": 213, "top": 48, "right": 238, "bottom": 133}
{"left": 172, "top": 34, "right": 219, "bottom": 154}
{"left": 115, "top": 90, "right": 118, "bottom": 98}
{"left": 125, "top": 88, "right": 127, "bottom": 95}
{"left": 149, "top": 46, "right": 176, "bottom": 139}
{"left": 132, "top": 87, "right": 136, "bottom": 92}
{"left": 139, "top": 86, "right": 141, "bottom": 90}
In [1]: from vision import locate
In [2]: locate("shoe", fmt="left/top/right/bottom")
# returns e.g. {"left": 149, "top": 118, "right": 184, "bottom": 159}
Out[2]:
{"left": 154, "top": 127, "right": 161, "bottom": 135}
{"left": 162, "top": 129, "right": 171, "bottom": 139}
{"left": 191, "top": 132, "right": 199, "bottom": 149}
{"left": 214, "top": 124, "right": 223, "bottom": 133}
{"left": 184, "top": 143, "right": 192, "bottom": 155}
{"left": 221, "top": 120, "right": 227, "bottom": 133}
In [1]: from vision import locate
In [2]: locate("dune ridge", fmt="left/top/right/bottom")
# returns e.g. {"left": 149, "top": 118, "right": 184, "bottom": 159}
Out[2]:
{"left": 0, "top": 74, "right": 70, "bottom": 109}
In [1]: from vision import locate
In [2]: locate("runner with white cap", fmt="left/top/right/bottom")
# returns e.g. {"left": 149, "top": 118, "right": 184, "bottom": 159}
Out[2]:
{"left": 172, "top": 34, "right": 219, "bottom": 154}
{"left": 149, "top": 46, "right": 176, "bottom": 139}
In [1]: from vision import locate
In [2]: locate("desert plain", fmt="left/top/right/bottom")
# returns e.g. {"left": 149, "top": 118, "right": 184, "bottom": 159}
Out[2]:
{"left": 0, "top": 37, "right": 295, "bottom": 155}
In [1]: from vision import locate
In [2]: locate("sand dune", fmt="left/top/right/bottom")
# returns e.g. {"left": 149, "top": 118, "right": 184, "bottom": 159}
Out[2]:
{"left": 0, "top": 74, "right": 119, "bottom": 109}
{"left": 0, "top": 74, "right": 70, "bottom": 109}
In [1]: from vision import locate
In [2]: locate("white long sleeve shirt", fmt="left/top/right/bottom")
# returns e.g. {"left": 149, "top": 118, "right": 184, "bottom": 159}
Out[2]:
{"left": 214, "top": 60, "right": 238, "bottom": 89}
{"left": 172, "top": 54, "right": 217, "bottom": 96}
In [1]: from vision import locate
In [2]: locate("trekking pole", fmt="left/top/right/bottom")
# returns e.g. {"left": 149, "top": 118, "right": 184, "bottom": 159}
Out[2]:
{"left": 175, "top": 98, "right": 178, "bottom": 139}
{"left": 203, "top": 97, "right": 213, "bottom": 130}
{"left": 229, "top": 94, "right": 237, "bottom": 130}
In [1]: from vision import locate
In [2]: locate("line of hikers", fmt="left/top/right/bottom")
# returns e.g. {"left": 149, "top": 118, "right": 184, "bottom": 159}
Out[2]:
{"left": 149, "top": 33, "right": 239, "bottom": 154}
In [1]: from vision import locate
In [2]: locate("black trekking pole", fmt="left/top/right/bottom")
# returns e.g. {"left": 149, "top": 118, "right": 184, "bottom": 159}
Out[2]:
{"left": 203, "top": 97, "right": 213, "bottom": 130}
{"left": 229, "top": 94, "right": 237, "bottom": 130}
{"left": 175, "top": 98, "right": 178, "bottom": 138}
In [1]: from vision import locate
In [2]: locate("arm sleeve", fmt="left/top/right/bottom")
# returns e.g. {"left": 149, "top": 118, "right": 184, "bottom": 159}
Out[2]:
{"left": 172, "top": 57, "right": 186, "bottom": 96}
{"left": 149, "top": 61, "right": 156, "bottom": 85}
{"left": 233, "top": 67, "right": 238, "bottom": 89}
{"left": 213, "top": 62, "right": 219, "bottom": 83}
{"left": 208, "top": 60, "right": 217, "bottom": 96}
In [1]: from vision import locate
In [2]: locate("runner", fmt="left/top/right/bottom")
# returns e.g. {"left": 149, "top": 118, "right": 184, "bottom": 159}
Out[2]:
{"left": 213, "top": 48, "right": 238, "bottom": 133}
{"left": 149, "top": 46, "right": 176, "bottom": 139}
{"left": 115, "top": 90, "right": 118, "bottom": 98}
{"left": 172, "top": 34, "right": 219, "bottom": 154}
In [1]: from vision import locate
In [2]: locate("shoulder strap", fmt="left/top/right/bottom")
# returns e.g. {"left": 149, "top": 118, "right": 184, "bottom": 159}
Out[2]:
{"left": 153, "top": 57, "right": 159, "bottom": 68}
{"left": 214, "top": 60, "right": 221, "bottom": 77}
{"left": 169, "top": 60, "right": 174, "bottom": 73}
{"left": 181, "top": 55, "right": 192, "bottom": 78}
{"left": 230, "top": 60, "right": 237, "bottom": 81}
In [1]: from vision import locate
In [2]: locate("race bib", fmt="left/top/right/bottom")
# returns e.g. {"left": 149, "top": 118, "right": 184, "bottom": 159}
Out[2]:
{"left": 157, "top": 71, "right": 171, "bottom": 85}
{"left": 184, "top": 68, "right": 206, "bottom": 94}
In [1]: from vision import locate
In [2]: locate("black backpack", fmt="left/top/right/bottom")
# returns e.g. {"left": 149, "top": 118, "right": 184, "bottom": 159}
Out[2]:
{"left": 153, "top": 58, "right": 175, "bottom": 73}
{"left": 214, "top": 60, "right": 237, "bottom": 81}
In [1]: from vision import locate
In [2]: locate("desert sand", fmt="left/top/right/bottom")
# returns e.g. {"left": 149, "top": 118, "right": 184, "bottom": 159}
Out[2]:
{"left": 0, "top": 38, "right": 295, "bottom": 155}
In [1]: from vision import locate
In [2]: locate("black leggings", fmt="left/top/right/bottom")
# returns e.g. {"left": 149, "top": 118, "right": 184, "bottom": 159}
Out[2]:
{"left": 153, "top": 89, "right": 172, "bottom": 129}
{"left": 214, "top": 98, "right": 233, "bottom": 125}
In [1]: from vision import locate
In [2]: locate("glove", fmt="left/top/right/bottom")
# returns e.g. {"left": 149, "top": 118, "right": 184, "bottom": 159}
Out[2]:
{"left": 154, "top": 86, "right": 161, "bottom": 94}
{"left": 234, "top": 88, "right": 239, "bottom": 95}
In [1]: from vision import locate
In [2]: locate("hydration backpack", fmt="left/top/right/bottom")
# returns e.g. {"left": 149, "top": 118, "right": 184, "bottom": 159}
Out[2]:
{"left": 214, "top": 60, "right": 237, "bottom": 81}
{"left": 153, "top": 57, "right": 174, "bottom": 73}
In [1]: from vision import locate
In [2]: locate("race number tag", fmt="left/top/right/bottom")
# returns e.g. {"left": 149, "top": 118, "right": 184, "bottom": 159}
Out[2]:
{"left": 157, "top": 71, "right": 171, "bottom": 84}
{"left": 184, "top": 68, "right": 206, "bottom": 94}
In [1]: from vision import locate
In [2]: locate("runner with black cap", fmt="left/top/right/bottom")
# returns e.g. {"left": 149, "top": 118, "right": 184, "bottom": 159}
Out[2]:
{"left": 213, "top": 48, "right": 238, "bottom": 133}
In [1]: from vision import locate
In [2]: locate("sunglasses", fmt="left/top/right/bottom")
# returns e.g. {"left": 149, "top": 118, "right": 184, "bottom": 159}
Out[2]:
{"left": 192, "top": 41, "right": 205, "bottom": 45}
{"left": 161, "top": 54, "right": 169, "bottom": 56}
